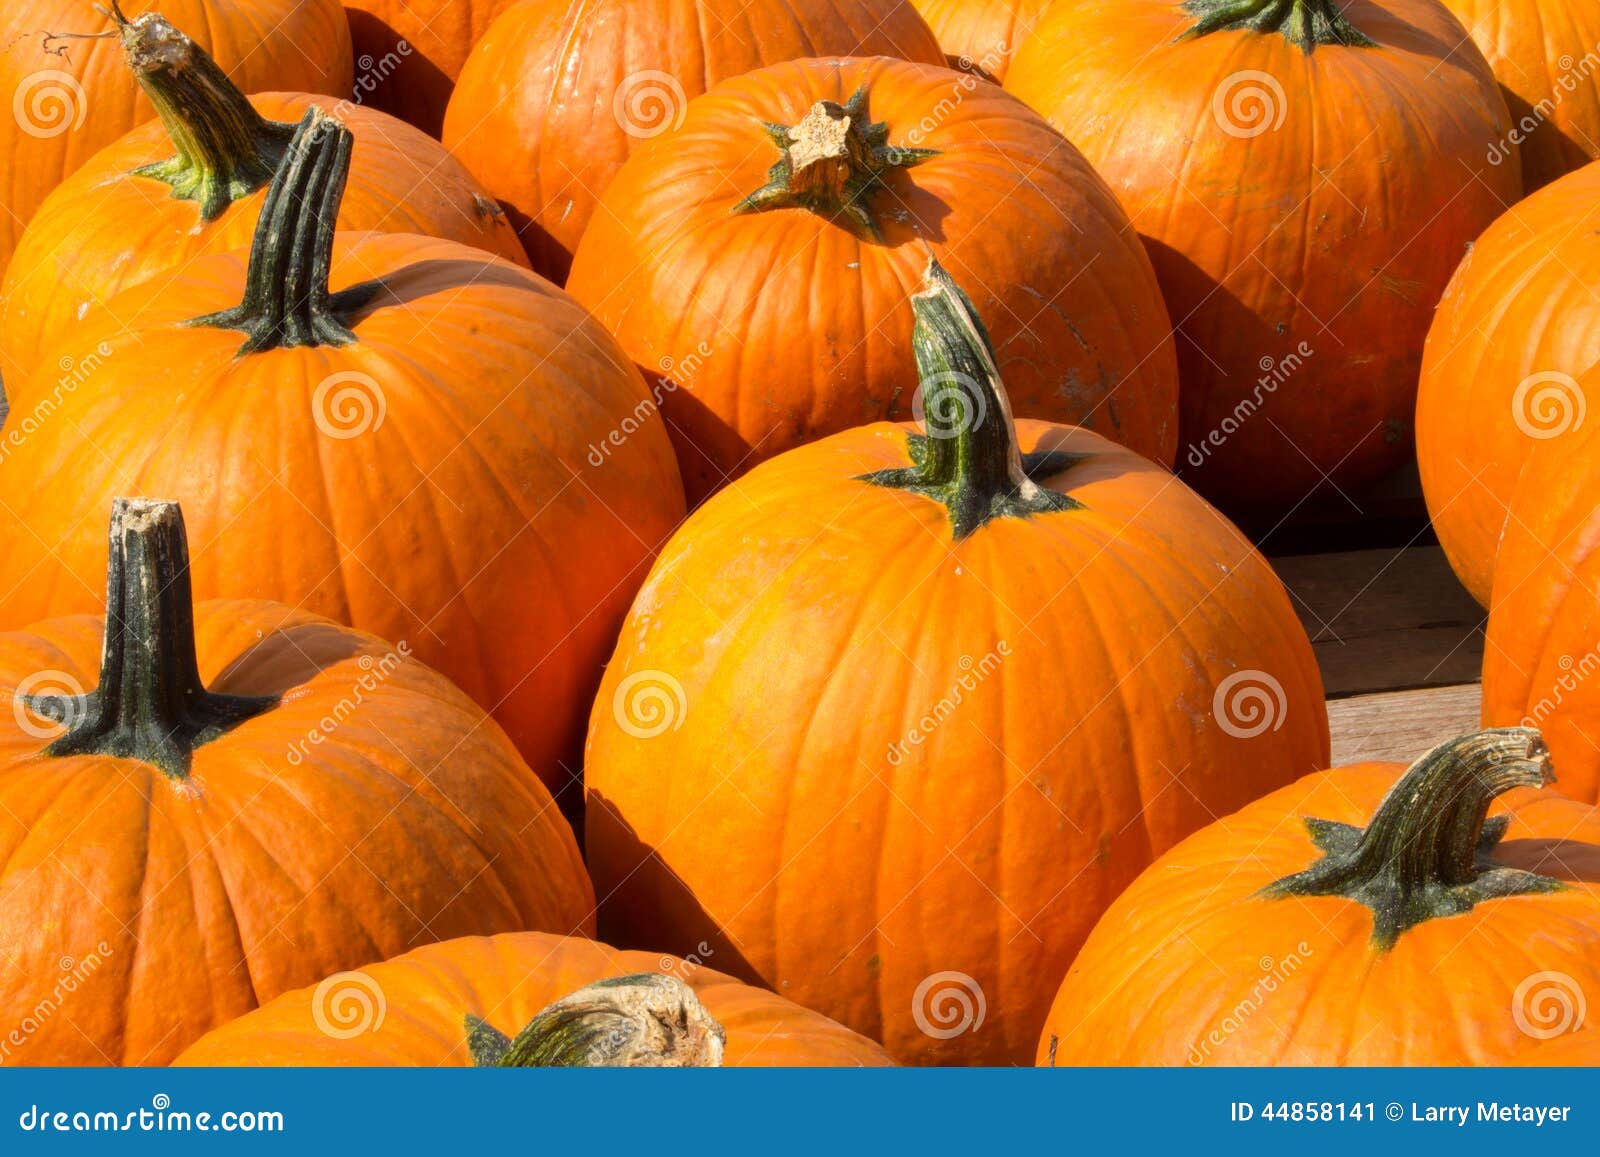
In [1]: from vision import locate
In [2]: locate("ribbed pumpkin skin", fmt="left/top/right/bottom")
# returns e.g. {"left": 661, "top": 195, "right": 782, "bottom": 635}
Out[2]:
{"left": 0, "top": 234, "right": 685, "bottom": 799}
{"left": 1005, "top": 0, "right": 1519, "bottom": 515}
{"left": 1038, "top": 763, "right": 1600, "bottom": 1066}
{"left": 1417, "top": 162, "right": 1600, "bottom": 608}
{"left": 1481, "top": 395, "right": 1600, "bottom": 805}
{"left": 1439, "top": 0, "right": 1600, "bottom": 191}
{"left": 908, "top": 0, "right": 1055, "bottom": 80}
{"left": 586, "top": 422, "right": 1328, "bottom": 1065}
{"left": 568, "top": 57, "right": 1177, "bottom": 504}
{"left": 1514, "top": 1030, "right": 1600, "bottom": 1065}
{"left": 0, "top": 0, "right": 351, "bottom": 279}
{"left": 343, "top": 0, "right": 520, "bottom": 135}
{"left": 441, "top": 0, "right": 945, "bottom": 282}
{"left": 0, "top": 603, "right": 595, "bottom": 1066}
{"left": 174, "top": 933, "right": 893, "bottom": 1066}
{"left": 1, "top": 92, "right": 528, "bottom": 384}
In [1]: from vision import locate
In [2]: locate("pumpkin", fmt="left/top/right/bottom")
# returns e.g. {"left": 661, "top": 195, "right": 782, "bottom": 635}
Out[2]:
{"left": 0, "top": 12, "right": 527, "bottom": 387}
{"left": 1481, "top": 377, "right": 1600, "bottom": 804}
{"left": 0, "top": 0, "right": 351, "bottom": 280}
{"left": 0, "top": 110, "right": 685, "bottom": 813}
{"left": 1037, "top": 729, "right": 1600, "bottom": 1066}
{"left": 1005, "top": 0, "right": 1520, "bottom": 516}
{"left": 1514, "top": 1030, "right": 1600, "bottom": 1065}
{"left": 342, "top": 0, "right": 521, "bottom": 136}
{"left": 1417, "top": 161, "right": 1600, "bottom": 608}
{"left": 174, "top": 932, "right": 893, "bottom": 1066}
{"left": 1438, "top": 0, "right": 1600, "bottom": 191}
{"left": 440, "top": 0, "right": 945, "bottom": 282}
{"left": 567, "top": 57, "right": 1178, "bottom": 505}
{"left": 585, "top": 260, "right": 1328, "bottom": 1065}
{"left": 908, "top": 0, "right": 1054, "bottom": 81}
{"left": 0, "top": 498, "right": 595, "bottom": 1066}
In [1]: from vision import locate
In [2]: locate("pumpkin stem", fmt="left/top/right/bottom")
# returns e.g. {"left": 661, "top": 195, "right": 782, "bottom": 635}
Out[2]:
{"left": 857, "top": 256, "right": 1084, "bottom": 538}
{"left": 18, "top": 499, "right": 277, "bottom": 780}
{"left": 465, "top": 974, "right": 726, "bottom": 1067}
{"left": 732, "top": 86, "right": 936, "bottom": 241}
{"left": 1263, "top": 728, "right": 1566, "bottom": 948}
{"left": 120, "top": 13, "right": 295, "bottom": 221}
{"left": 1181, "top": 0, "right": 1375, "bottom": 50}
{"left": 188, "top": 108, "right": 378, "bottom": 354}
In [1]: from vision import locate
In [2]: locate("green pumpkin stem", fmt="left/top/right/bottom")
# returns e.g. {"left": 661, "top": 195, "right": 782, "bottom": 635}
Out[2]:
{"left": 117, "top": 10, "right": 295, "bottom": 220}
{"left": 1263, "top": 728, "right": 1565, "bottom": 948}
{"left": 19, "top": 499, "right": 277, "bottom": 780}
{"left": 465, "top": 974, "right": 726, "bottom": 1067}
{"left": 188, "top": 107, "right": 377, "bottom": 353}
{"left": 732, "top": 86, "right": 936, "bottom": 242}
{"left": 857, "top": 257, "right": 1084, "bottom": 538}
{"left": 1181, "top": 0, "right": 1375, "bottom": 50}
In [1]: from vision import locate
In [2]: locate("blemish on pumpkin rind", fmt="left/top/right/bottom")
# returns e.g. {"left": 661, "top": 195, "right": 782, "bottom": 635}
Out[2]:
{"left": 1095, "top": 832, "right": 1113, "bottom": 867}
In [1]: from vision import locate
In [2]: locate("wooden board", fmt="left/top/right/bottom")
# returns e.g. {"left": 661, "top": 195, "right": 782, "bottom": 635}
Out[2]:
{"left": 1327, "top": 683, "right": 1483, "bottom": 766}
{"left": 1271, "top": 545, "right": 1485, "bottom": 697}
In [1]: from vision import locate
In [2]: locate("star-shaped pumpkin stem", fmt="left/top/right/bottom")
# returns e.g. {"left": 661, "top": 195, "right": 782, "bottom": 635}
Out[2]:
{"left": 1262, "top": 728, "right": 1566, "bottom": 948}
{"left": 1181, "top": 0, "right": 1375, "bottom": 50}
{"left": 732, "top": 86, "right": 936, "bottom": 241}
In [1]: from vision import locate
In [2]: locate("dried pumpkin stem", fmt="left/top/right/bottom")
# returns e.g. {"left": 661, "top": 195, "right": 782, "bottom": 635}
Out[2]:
{"left": 1181, "top": 0, "right": 1374, "bottom": 50}
{"left": 20, "top": 499, "right": 277, "bottom": 779}
{"left": 733, "top": 86, "right": 935, "bottom": 241}
{"left": 1263, "top": 728, "right": 1565, "bottom": 948}
{"left": 118, "top": 11, "right": 295, "bottom": 220}
{"left": 188, "top": 108, "right": 377, "bottom": 353}
{"left": 857, "top": 257, "right": 1083, "bottom": 538}
{"left": 464, "top": 974, "right": 727, "bottom": 1067}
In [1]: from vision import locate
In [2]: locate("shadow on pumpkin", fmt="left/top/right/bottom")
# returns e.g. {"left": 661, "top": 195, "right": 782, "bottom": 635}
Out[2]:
{"left": 1500, "top": 836, "right": 1600, "bottom": 884}
{"left": 340, "top": 258, "right": 552, "bottom": 320}
{"left": 209, "top": 620, "right": 369, "bottom": 696}
{"left": 343, "top": 10, "right": 455, "bottom": 137}
{"left": 586, "top": 791, "right": 762, "bottom": 986}
{"left": 1499, "top": 88, "right": 1592, "bottom": 191}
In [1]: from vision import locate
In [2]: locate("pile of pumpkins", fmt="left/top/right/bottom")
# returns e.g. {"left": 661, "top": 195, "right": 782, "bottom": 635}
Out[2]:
{"left": 0, "top": 0, "right": 1597, "bottom": 1068}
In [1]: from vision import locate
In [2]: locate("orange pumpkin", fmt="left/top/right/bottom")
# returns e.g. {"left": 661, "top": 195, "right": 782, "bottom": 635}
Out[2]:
{"left": 0, "top": 498, "right": 595, "bottom": 1066}
{"left": 0, "top": 111, "right": 685, "bottom": 812}
{"left": 1514, "top": 1030, "right": 1600, "bottom": 1065}
{"left": 1005, "top": 0, "right": 1520, "bottom": 516}
{"left": 1439, "top": 0, "right": 1600, "bottom": 190}
{"left": 1039, "top": 729, "right": 1600, "bottom": 1065}
{"left": 175, "top": 933, "right": 893, "bottom": 1066}
{"left": 568, "top": 57, "right": 1177, "bottom": 505}
{"left": 585, "top": 260, "right": 1327, "bottom": 1065}
{"left": 1, "top": 12, "right": 526, "bottom": 386}
{"left": 1481, "top": 375, "right": 1600, "bottom": 804}
{"left": 0, "top": 0, "right": 351, "bottom": 279}
{"left": 908, "top": 0, "right": 1054, "bottom": 81}
{"left": 441, "top": 0, "right": 945, "bottom": 282}
{"left": 1417, "top": 161, "right": 1600, "bottom": 608}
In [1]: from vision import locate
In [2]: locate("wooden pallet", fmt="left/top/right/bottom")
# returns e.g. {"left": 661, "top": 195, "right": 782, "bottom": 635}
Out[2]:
{"left": 1271, "top": 541, "right": 1487, "bottom": 766}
